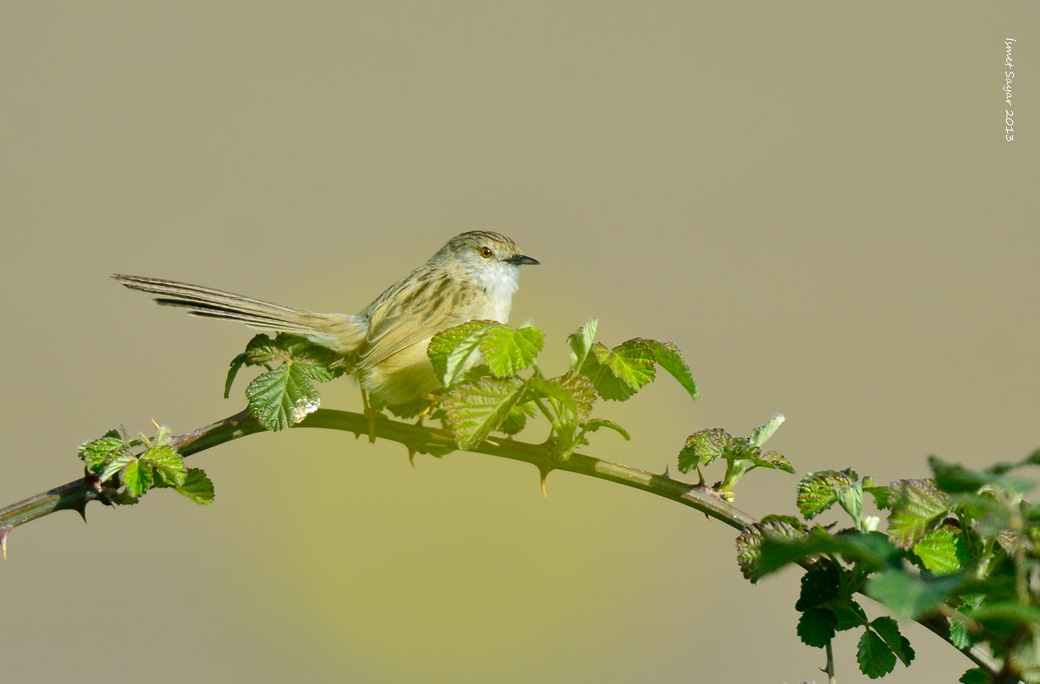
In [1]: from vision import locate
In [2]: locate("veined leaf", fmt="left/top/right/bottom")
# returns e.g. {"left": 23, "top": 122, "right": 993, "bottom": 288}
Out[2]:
{"left": 870, "top": 617, "right": 915, "bottom": 667}
{"left": 864, "top": 484, "right": 892, "bottom": 510}
{"left": 246, "top": 363, "right": 322, "bottom": 431}
{"left": 481, "top": 325, "right": 544, "bottom": 377}
{"left": 142, "top": 445, "right": 188, "bottom": 488}
{"left": 441, "top": 377, "right": 526, "bottom": 449}
{"left": 913, "top": 526, "right": 968, "bottom": 575}
{"left": 752, "top": 450, "right": 795, "bottom": 474}
{"left": 888, "top": 479, "right": 952, "bottom": 549}
{"left": 580, "top": 339, "right": 656, "bottom": 401}
{"left": 796, "top": 469, "right": 858, "bottom": 520}
{"left": 678, "top": 428, "right": 762, "bottom": 474}
{"left": 581, "top": 418, "right": 631, "bottom": 441}
{"left": 639, "top": 338, "right": 698, "bottom": 400}
{"left": 123, "top": 460, "right": 154, "bottom": 499}
{"left": 428, "top": 320, "right": 497, "bottom": 386}
{"left": 833, "top": 599, "right": 869, "bottom": 632}
{"left": 78, "top": 431, "right": 126, "bottom": 474}
{"left": 529, "top": 372, "right": 596, "bottom": 423}
{"left": 748, "top": 414, "right": 785, "bottom": 447}
{"left": 735, "top": 515, "right": 808, "bottom": 582}
{"left": 99, "top": 453, "right": 134, "bottom": 483}
{"left": 797, "top": 607, "right": 837, "bottom": 648}
{"left": 176, "top": 468, "right": 215, "bottom": 505}
{"left": 857, "top": 629, "right": 897, "bottom": 678}
{"left": 227, "top": 334, "right": 340, "bottom": 398}
{"left": 567, "top": 319, "right": 598, "bottom": 372}
{"left": 499, "top": 401, "right": 537, "bottom": 436}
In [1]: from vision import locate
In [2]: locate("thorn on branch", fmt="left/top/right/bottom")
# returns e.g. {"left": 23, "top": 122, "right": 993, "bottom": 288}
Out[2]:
{"left": 538, "top": 466, "right": 551, "bottom": 498}
{"left": 1, "top": 525, "right": 10, "bottom": 559}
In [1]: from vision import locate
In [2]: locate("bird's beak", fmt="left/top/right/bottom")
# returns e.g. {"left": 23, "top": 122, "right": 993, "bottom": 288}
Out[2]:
{"left": 507, "top": 254, "right": 540, "bottom": 266}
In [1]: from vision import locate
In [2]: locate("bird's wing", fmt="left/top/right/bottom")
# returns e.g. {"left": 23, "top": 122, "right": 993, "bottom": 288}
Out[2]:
{"left": 357, "top": 269, "right": 481, "bottom": 370}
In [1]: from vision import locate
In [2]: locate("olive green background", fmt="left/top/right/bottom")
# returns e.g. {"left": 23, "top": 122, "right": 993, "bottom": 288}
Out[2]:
{"left": 2, "top": 3, "right": 1037, "bottom": 682}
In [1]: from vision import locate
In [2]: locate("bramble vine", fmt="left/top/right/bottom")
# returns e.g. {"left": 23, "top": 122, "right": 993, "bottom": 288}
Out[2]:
{"left": 1, "top": 318, "right": 1036, "bottom": 683}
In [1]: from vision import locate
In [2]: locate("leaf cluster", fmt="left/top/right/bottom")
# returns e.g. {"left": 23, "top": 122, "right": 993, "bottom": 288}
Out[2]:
{"left": 678, "top": 414, "right": 792, "bottom": 495}
{"left": 738, "top": 452, "right": 1040, "bottom": 682}
{"left": 78, "top": 428, "right": 213, "bottom": 506}
{"left": 428, "top": 319, "right": 698, "bottom": 455}
{"left": 226, "top": 333, "right": 346, "bottom": 431}
{"left": 226, "top": 320, "right": 703, "bottom": 459}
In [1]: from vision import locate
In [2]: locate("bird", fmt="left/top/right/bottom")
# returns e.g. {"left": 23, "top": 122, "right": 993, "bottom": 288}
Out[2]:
{"left": 113, "top": 231, "right": 539, "bottom": 411}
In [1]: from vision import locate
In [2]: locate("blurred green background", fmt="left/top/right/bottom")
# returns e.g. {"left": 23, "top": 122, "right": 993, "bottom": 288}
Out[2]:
{"left": 2, "top": 3, "right": 1037, "bottom": 682}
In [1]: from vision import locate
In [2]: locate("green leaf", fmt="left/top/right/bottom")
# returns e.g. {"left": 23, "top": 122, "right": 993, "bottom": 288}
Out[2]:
{"left": 529, "top": 373, "right": 596, "bottom": 423}
{"left": 225, "top": 352, "right": 249, "bottom": 398}
{"left": 242, "top": 333, "right": 285, "bottom": 365}
{"left": 912, "top": 526, "right": 967, "bottom": 575}
{"left": 78, "top": 434, "right": 124, "bottom": 459}
{"left": 176, "top": 468, "right": 215, "bottom": 505}
{"left": 967, "top": 602, "right": 1040, "bottom": 631}
{"left": 835, "top": 480, "right": 864, "bottom": 527}
{"left": 758, "top": 528, "right": 890, "bottom": 578}
{"left": 567, "top": 319, "right": 598, "bottom": 372}
{"left": 865, "top": 569, "right": 963, "bottom": 619}
{"left": 833, "top": 599, "right": 869, "bottom": 631}
{"left": 481, "top": 325, "right": 544, "bottom": 377}
{"left": 858, "top": 628, "right": 897, "bottom": 678}
{"left": 580, "top": 339, "right": 656, "bottom": 401}
{"left": 735, "top": 515, "right": 808, "bottom": 582}
{"left": 678, "top": 428, "right": 737, "bottom": 473}
{"left": 796, "top": 563, "right": 841, "bottom": 610}
{"left": 246, "top": 363, "right": 322, "bottom": 431}
{"left": 78, "top": 431, "right": 126, "bottom": 474}
{"left": 864, "top": 484, "right": 892, "bottom": 510}
{"left": 141, "top": 445, "right": 188, "bottom": 488}
{"left": 796, "top": 469, "right": 858, "bottom": 520}
{"left": 581, "top": 418, "right": 631, "bottom": 441}
{"left": 99, "top": 453, "right": 134, "bottom": 483}
{"left": 123, "top": 460, "right": 154, "bottom": 498}
{"left": 887, "top": 479, "right": 952, "bottom": 549}
{"left": 870, "top": 616, "right": 915, "bottom": 667}
{"left": 639, "top": 338, "right": 698, "bottom": 400}
{"left": 948, "top": 619, "right": 972, "bottom": 650}
{"left": 797, "top": 607, "right": 837, "bottom": 648}
{"left": 441, "top": 376, "right": 526, "bottom": 449}
{"left": 958, "top": 668, "right": 989, "bottom": 684}
{"left": 499, "top": 401, "right": 537, "bottom": 436}
{"left": 428, "top": 320, "right": 498, "bottom": 386}
{"left": 930, "top": 455, "right": 1035, "bottom": 496}
{"left": 752, "top": 450, "right": 795, "bottom": 474}
{"left": 748, "top": 414, "right": 785, "bottom": 447}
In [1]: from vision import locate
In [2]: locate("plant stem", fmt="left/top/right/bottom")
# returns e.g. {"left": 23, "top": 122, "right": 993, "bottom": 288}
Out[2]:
{"left": 0, "top": 407, "right": 1002, "bottom": 677}
{"left": 0, "top": 408, "right": 752, "bottom": 542}
{"left": 825, "top": 640, "right": 836, "bottom": 684}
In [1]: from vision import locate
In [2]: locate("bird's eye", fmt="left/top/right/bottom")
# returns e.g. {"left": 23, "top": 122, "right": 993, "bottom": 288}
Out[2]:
{"left": 480, "top": 247, "right": 493, "bottom": 258}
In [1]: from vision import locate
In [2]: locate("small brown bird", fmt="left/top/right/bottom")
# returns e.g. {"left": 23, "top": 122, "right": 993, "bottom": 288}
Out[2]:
{"left": 114, "top": 231, "right": 539, "bottom": 407}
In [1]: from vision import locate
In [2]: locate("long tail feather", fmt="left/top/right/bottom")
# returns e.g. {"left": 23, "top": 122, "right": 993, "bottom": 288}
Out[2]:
{"left": 112, "top": 274, "right": 367, "bottom": 353}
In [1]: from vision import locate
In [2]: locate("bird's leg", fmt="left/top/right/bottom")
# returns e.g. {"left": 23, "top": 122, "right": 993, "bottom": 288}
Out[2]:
{"left": 361, "top": 388, "right": 380, "bottom": 443}
{"left": 413, "top": 402, "right": 433, "bottom": 427}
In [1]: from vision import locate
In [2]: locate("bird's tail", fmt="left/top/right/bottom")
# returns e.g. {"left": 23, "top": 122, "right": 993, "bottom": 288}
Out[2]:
{"left": 113, "top": 274, "right": 368, "bottom": 354}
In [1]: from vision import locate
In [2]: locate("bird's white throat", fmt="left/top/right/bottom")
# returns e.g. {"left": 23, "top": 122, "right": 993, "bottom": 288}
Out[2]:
{"left": 474, "top": 262, "right": 521, "bottom": 323}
